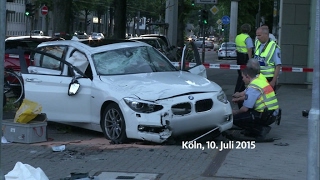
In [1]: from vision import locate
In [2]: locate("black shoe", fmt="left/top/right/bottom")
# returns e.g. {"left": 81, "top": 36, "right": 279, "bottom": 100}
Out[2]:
{"left": 259, "top": 126, "right": 271, "bottom": 139}
{"left": 275, "top": 109, "right": 282, "bottom": 125}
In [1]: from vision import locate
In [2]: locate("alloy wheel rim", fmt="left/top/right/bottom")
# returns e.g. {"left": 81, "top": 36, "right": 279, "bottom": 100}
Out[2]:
{"left": 105, "top": 108, "right": 122, "bottom": 139}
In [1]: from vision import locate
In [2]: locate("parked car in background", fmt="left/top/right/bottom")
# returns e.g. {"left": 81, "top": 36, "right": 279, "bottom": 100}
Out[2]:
{"left": 217, "top": 42, "right": 237, "bottom": 60}
{"left": 140, "top": 34, "right": 175, "bottom": 51}
{"left": 19, "top": 39, "right": 233, "bottom": 144}
{"left": 74, "top": 31, "right": 89, "bottom": 39}
{"left": 91, "top": 32, "right": 104, "bottom": 40}
{"left": 187, "top": 35, "right": 197, "bottom": 41}
{"left": 30, "top": 30, "right": 43, "bottom": 36}
{"left": 130, "top": 36, "right": 177, "bottom": 61}
{"left": 207, "top": 35, "right": 216, "bottom": 41}
{"left": 194, "top": 40, "right": 214, "bottom": 49}
{"left": 5, "top": 36, "right": 63, "bottom": 72}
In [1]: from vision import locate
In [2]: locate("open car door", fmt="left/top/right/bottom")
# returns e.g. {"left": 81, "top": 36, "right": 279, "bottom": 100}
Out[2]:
{"left": 180, "top": 41, "right": 207, "bottom": 78}
{"left": 19, "top": 48, "right": 92, "bottom": 123}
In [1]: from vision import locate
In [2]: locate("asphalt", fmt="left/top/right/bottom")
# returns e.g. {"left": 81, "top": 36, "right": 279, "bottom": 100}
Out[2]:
{"left": 0, "top": 83, "right": 312, "bottom": 179}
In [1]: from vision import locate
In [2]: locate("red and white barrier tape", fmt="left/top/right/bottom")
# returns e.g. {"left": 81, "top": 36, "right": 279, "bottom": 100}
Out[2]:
{"left": 171, "top": 62, "right": 314, "bottom": 72}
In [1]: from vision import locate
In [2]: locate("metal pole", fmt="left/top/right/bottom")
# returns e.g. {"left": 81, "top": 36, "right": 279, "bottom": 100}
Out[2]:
{"left": 0, "top": 0, "right": 6, "bottom": 179}
{"left": 165, "top": 0, "right": 178, "bottom": 47}
{"left": 229, "top": 0, "right": 239, "bottom": 43}
{"left": 307, "top": 0, "right": 320, "bottom": 179}
{"left": 202, "top": 25, "right": 205, "bottom": 63}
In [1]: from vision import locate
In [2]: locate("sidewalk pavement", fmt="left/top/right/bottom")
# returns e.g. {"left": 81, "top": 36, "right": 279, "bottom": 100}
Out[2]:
{"left": 0, "top": 84, "right": 312, "bottom": 180}
{"left": 215, "top": 84, "right": 312, "bottom": 180}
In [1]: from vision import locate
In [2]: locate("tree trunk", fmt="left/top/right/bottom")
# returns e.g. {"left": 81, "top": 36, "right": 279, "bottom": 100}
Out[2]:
{"left": 108, "top": 7, "right": 114, "bottom": 37}
{"left": 53, "top": 0, "right": 71, "bottom": 36}
{"left": 177, "top": 0, "right": 186, "bottom": 48}
{"left": 113, "top": 0, "right": 126, "bottom": 39}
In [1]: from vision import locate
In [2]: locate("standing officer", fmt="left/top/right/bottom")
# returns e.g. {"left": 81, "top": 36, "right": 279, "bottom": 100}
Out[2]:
{"left": 234, "top": 23, "right": 254, "bottom": 108}
{"left": 232, "top": 59, "right": 280, "bottom": 140}
{"left": 254, "top": 26, "right": 282, "bottom": 90}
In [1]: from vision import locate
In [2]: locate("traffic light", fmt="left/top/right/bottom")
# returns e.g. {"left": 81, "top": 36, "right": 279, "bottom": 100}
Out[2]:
{"left": 221, "top": 24, "right": 224, "bottom": 31}
{"left": 191, "top": 0, "right": 195, "bottom": 6}
{"left": 198, "top": 10, "right": 202, "bottom": 26}
{"left": 25, "top": 3, "right": 35, "bottom": 16}
{"left": 198, "top": 9, "right": 209, "bottom": 26}
{"left": 202, "top": 10, "right": 209, "bottom": 25}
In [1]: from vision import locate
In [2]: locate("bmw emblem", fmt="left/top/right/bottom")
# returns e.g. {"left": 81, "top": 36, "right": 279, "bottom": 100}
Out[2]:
{"left": 188, "top": 96, "right": 194, "bottom": 100}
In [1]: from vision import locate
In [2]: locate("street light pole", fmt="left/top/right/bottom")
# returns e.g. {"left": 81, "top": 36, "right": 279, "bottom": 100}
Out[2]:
{"left": 229, "top": 0, "right": 240, "bottom": 43}
{"left": 307, "top": 0, "right": 320, "bottom": 179}
{"left": 0, "top": 0, "right": 6, "bottom": 179}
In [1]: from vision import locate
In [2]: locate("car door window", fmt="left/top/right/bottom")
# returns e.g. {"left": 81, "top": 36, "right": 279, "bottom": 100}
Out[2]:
{"left": 66, "top": 50, "right": 90, "bottom": 77}
{"left": 29, "top": 46, "right": 66, "bottom": 75}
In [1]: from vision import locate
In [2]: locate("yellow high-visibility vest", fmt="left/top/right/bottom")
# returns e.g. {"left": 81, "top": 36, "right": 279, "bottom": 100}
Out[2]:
{"left": 235, "top": 33, "right": 250, "bottom": 53}
{"left": 248, "top": 76, "right": 279, "bottom": 112}
{"left": 254, "top": 41, "right": 279, "bottom": 78}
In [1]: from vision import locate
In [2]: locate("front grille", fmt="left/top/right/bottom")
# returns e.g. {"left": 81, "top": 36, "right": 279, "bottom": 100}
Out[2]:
{"left": 195, "top": 99, "right": 213, "bottom": 112}
{"left": 171, "top": 102, "right": 191, "bottom": 115}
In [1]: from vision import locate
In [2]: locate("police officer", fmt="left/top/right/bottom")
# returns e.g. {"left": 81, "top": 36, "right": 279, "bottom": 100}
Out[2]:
{"left": 254, "top": 26, "right": 282, "bottom": 90}
{"left": 232, "top": 59, "right": 280, "bottom": 140}
{"left": 234, "top": 23, "right": 254, "bottom": 108}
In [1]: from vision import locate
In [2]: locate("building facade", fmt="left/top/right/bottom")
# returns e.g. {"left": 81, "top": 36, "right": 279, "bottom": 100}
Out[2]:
{"left": 6, "top": 0, "right": 27, "bottom": 37}
{"left": 279, "top": 0, "right": 312, "bottom": 85}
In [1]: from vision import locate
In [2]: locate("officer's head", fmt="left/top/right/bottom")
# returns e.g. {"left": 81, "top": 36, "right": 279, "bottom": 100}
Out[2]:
{"left": 256, "top": 27, "right": 269, "bottom": 43}
{"left": 241, "top": 59, "right": 260, "bottom": 84}
{"left": 246, "top": 58, "right": 260, "bottom": 74}
{"left": 241, "top": 23, "right": 251, "bottom": 33}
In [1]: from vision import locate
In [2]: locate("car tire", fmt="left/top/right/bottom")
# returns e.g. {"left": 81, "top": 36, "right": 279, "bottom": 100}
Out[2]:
{"left": 218, "top": 57, "right": 222, "bottom": 60}
{"left": 101, "top": 103, "right": 127, "bottom": 144}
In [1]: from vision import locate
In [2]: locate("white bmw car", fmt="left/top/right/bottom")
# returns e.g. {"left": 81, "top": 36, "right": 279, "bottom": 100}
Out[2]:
{"left": 20, "top": 39, "right": 233, "bottom": 143}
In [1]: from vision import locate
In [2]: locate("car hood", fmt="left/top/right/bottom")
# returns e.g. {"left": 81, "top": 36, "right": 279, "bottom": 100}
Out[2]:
{"left": 99, "top": 71, "right": 221, "bottom": 101}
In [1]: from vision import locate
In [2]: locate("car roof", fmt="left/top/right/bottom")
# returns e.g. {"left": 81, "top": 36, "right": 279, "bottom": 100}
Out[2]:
{"left": 5, "top": 36, "right": 64, "bottom": 50}
{"left": 140, "top": 34, "right": 170, "bottom": 46}
{"left": 37, "top": 39, "right": 151, "bottom": 54}
{"left": 5, "top": 36, "right": 57, "bottom": 41}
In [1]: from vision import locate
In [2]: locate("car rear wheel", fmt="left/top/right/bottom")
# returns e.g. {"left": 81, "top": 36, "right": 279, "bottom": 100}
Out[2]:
{"left": 218, "top": 57, "right": 222, "bottom": 60}
{"left": 101, "top": 103, "right": 127, "bottom": 143}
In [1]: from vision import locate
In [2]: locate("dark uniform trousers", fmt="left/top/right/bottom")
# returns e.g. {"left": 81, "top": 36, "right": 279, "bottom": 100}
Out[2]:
{"left": 233, "top": 110, "right": 276, "bottom": 137}
{"left": 234, "top": 51, "right": 249, "bottom": 108}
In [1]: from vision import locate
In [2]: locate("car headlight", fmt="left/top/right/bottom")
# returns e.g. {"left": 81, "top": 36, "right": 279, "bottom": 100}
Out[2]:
{"left": 124, "top": 97, "right": 163, "bottom": 113}
{"left": 217, "top": 91, "right": 228, "bottom": 104}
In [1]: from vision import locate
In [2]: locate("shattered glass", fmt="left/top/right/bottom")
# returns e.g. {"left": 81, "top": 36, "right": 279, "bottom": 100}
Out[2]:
{"left": 92, "top": 46, "right": 177, "bottom": 75}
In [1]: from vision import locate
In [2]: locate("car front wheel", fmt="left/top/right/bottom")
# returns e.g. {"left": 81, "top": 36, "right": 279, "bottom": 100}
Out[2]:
{"left": 101, "top": 103, "right": 127, "bottom": 143}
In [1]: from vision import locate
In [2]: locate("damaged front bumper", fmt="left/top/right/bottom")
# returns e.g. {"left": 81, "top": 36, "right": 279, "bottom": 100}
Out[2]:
{"left": 122, "top": 93, "right": 233, "bottom": 144}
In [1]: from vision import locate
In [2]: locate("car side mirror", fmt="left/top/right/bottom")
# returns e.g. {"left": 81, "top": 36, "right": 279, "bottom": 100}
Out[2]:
{"left": 68, "top": 80, "right": 80, "bottom": 96}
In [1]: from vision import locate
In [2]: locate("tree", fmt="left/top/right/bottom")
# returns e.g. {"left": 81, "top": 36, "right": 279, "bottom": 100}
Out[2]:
{"left": 52, "top": 0, "right": 72, "bottom": 36}
{"left": 113, "top": 0, "right": 126, "bottom": 38}
{"left": 93, "top": 0, "right": 110, "bottom": 33}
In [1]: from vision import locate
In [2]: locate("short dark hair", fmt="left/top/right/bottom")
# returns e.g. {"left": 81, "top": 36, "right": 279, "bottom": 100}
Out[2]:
{"left": 241, "top": 23, "right": 251, "bottom": 33}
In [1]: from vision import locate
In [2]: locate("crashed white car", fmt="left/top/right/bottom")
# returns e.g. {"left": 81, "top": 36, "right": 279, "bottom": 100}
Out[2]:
{"left": 20, "top": 39, "right": 233, "bottom": 143}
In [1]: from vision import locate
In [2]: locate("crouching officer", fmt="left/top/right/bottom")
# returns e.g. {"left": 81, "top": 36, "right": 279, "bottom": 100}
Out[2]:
{"left": 232, "top": 59, "right": 280, "bottom": 140}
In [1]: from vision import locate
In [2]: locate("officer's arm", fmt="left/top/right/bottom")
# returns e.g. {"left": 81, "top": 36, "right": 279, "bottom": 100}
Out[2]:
{"left": 271, "top": 48, "right": 282, "bottom": 86}
{"left": 233, "top": 106, "right": 249, "bottom": 115}
{"left": 245, "top": 38, "right": 254, "bottom": 58}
